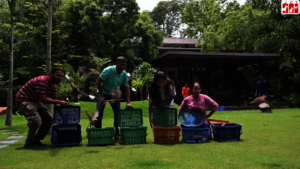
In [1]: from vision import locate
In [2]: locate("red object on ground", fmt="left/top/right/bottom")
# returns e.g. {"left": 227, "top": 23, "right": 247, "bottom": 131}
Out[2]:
{"left": 0, "top": 107, "right": 7, "bottom": 115}
{"left": 208, "top": 119, "right": 234, "bottom": 124}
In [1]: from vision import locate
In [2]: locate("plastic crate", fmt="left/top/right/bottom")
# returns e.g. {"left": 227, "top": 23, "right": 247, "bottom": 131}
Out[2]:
{"left": 212, "top": 123, "right": 243, "bottom": 142}
{"left": 218, "top": 106, "right": 225, "bottom": 111}
{"left": 181, "top": 125, "right": 211, "bottom": 143}
{"left": 178, "top": 110, "right": 204, "bottom": 127}
{"left": 153, "top": 108, "right": 177, "bottom": 127}
{"left": 53, "top": 106, "right": 81, "bottom": 124}
{"left": 152, "top": 126, "right": 181, "bottom": 144}
{"left": 51, "top": 124, "right": 82, "bottom": 146}
{"left": 118, "top": 126, "right": 148, "bottom": 145}
{"left": 118, "top": 109, "right": 143, "bottom": 127}
{"left": 86, "top": 127, "right": 114, "bottom": 146}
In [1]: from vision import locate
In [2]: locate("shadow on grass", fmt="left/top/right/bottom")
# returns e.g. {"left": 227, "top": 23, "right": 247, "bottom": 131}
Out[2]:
{"left": 261, "top": 163, "right": 282, "bottom": 168}
{"left": 14, "top": 144, "right": 70, "bottom": 157}
{"left": 131, "top": 159, "right": 172, "bottom": 168}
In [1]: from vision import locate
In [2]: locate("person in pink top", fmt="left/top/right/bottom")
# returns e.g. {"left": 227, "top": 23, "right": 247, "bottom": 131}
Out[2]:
{"left": 179, "top": 82, "right": 219, "bottom": 125}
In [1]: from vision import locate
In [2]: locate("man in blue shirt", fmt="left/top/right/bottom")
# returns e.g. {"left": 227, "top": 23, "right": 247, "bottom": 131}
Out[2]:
{"left": 255, "top": 74, "right": 268, "bottom": 97}
{"left": 94, "top": 56, "right": 132, "bottom": 140}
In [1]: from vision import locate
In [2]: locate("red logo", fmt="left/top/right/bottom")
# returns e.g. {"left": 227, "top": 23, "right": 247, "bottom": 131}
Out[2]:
{"left": 282, "top": 0, "right": 300, "bottom": 14}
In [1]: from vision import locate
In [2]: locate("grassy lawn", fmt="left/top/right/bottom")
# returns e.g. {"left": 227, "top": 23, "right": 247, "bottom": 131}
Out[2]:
{"left": 0, "top": 101, "right": 300, "bottom": 169}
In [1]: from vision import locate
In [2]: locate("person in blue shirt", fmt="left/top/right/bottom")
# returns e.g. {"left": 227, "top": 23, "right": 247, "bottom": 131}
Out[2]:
{"left": 94, "top": 56, "right": 132, "bottom": 140}
{"left": 255, "top": 74, "right": 268, "bottom": 97}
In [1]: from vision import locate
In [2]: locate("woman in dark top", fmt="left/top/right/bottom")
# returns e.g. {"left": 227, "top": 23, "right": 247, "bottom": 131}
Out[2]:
{"left": 148, "top": 71, "right": 176, "bottom": 127}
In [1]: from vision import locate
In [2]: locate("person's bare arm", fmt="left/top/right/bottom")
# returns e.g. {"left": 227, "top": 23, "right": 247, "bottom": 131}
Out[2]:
{"left": 53, "top": 98, "right": 61, "bottom": 107}
{"left": 207, "top": 110, "right": 216, "bottom": 119}
{"left": 39, "top": 94, "right": 68, "bottom": 106}
{"left": 166, "top": 96, "right": 174, "bottom": 107}
{"left": 97, "top": 77, "right": 107, "bottom": 105}
{"left": 125, "top": 85, "right": 131, "bottom": 107}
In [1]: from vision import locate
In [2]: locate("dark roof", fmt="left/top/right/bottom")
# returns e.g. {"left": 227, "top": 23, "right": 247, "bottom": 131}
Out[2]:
{"left": 150, "top": 51, "right": 280, "bottom": 68}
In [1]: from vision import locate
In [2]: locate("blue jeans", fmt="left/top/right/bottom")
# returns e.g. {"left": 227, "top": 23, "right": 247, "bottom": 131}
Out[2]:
{"left": 94, "top": 94, "right": 120, "bottom": 135}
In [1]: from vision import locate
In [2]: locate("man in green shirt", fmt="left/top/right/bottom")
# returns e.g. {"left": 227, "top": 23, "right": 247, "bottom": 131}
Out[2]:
{"left": 95, "top": 56, "right": 132, "bottom": 140}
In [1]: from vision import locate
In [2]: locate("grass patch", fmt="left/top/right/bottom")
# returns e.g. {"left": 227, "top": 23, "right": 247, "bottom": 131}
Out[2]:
{"left": 0, "top": 101, "right": 299, "bottom": 169}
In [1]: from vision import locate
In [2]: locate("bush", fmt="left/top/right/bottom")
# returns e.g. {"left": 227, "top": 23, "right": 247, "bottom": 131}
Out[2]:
{"left": 57, "top": 79, "right": 72, "bottom": 101}
{"left": 283, "top": 93, "right": 300, "bottom": 108}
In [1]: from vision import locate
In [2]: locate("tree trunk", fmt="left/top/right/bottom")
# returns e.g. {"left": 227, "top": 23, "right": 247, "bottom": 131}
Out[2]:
{"left": 46, "top": 0, "right": 53, "bottom": 134}
{"left": 5, "top": 8, "right": 14, "bottom": 126}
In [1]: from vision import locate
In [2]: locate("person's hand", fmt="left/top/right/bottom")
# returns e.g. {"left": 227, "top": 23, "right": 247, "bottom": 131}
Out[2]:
{"left": 99, "top": 96, "right": 107, "bottom": 106}
{"left": 163, "top": 105, "right": 169, "bottom": 108}
{"left": 59, "top": 101, "right": 69, "bottom": 106}
{"left": 126, "top": 103, "right": 132, "bottom": 107}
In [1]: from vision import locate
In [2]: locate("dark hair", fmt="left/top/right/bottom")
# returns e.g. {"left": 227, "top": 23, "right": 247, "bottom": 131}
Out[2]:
{"left": 148, "top": 71, "right": 174, "bottom": 107}
{"left": 259, "top": 74, "right": 263, "bottom": 77}
{"left": 116, "top": 56, "right": 127, "bottom": 63}
{"left": 50, "top": 67, "right": 66, "bottom": 75}
{"left": 191, "top": 82, "right": 201, "bottom": 90}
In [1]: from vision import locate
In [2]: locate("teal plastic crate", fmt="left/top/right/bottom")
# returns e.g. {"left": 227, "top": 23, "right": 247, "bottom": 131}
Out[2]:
{"left": 118, "top": 126, "right": 148, "bottom": 145}
{"left": 153, "top": 108, "right": 177, "bottom": 127}
{"left": 118, "top": 108, "right": 143, "bottom": 127}
{"left": 86, "top": 127, "right": 114, "bottom": 146}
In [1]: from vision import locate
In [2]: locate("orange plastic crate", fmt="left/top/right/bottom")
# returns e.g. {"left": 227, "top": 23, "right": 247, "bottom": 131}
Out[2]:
{"left": 152, "top": 126, "right": 181, "bottom": 144}
{"left": 208, "top": 119, "right": 234, "bottom": 124}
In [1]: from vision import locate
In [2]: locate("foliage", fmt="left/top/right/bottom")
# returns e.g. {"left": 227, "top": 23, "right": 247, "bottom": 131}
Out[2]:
{"left": 56, "top": 78, "right": 72, "bottom": 101}
{"left": 131, "top": 62, "right": 156, "bottom": 100}
{"left": 150, "top": 0, "right": 184, "bottom": 37}
{"left": 283, "top": 93, "right": 300, "bottom": 108}
{"left": 181, "top": 0, "right": 224, "bottom": 38}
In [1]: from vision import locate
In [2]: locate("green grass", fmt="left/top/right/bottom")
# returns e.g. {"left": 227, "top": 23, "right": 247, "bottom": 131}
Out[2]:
{"left": 0, "top": 101, "right": 300, "bottom": 169}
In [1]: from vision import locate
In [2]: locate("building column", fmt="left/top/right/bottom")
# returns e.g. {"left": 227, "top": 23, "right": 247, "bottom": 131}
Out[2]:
{"left": 178, "top": 59, "right": 182, "bottom": 103}
{"left": 189, "top": 67, "right": 193, "bottom": 87}
{"left": 258, "top": 60, "right": 261, "bottom": 75}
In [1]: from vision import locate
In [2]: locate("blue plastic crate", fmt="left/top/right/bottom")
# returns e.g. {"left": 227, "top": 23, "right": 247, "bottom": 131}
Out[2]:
{"left": 218, "top": 106, "right": 225, "bottom": 111}
{"left": 51, "top": 124, "right": 82, "bottom": 146}
{"left": 53, "top": 106, "right": 81, "bottom": 124}
{"left": 178, "top": 110, "right": 204, "bottom": 127}
{"left": 212, "top": 123, "right": 243, "bottom": 142}
{"left": 181, "top": 125, "right": 211, "bottom": 143}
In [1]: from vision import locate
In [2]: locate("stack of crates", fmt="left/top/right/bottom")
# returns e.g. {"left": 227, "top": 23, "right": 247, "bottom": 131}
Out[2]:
{"left": 152, "top": 108, "right": 181, "bottom": 144}
{"left": 51, "top": 106, "right": 82, "bottom": 146}
{"left": 179, "top": 110, "right": 211, "bottom": 143}
{"left": 209, "top": 119, "right": 243, "bottom": 142}
{"left": 118, "top": 108, "right": 148, "bottom": 145}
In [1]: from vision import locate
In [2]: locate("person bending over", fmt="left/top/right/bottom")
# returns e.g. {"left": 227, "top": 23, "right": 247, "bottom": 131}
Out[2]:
{"left": 16, "top": 67, "right": 68, "bottom": 149}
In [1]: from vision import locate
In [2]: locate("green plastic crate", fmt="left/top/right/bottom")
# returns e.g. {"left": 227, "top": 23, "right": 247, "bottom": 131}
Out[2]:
{"left": 118, "top": 109, "right": 143, "bottom": 127}
{"left": 86, "top": 127, "right": 114, "bottom": 146}
{"left": 153, "top": 108, "right": 177, "bottom": 127}
{"left": 118, "top": 126, "right": 148, "bottom": 145}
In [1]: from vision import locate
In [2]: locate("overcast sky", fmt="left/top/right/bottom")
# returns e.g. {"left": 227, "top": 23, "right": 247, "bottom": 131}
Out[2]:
{"left": 136, "top": 0, "right": 247, "bottom": 12}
